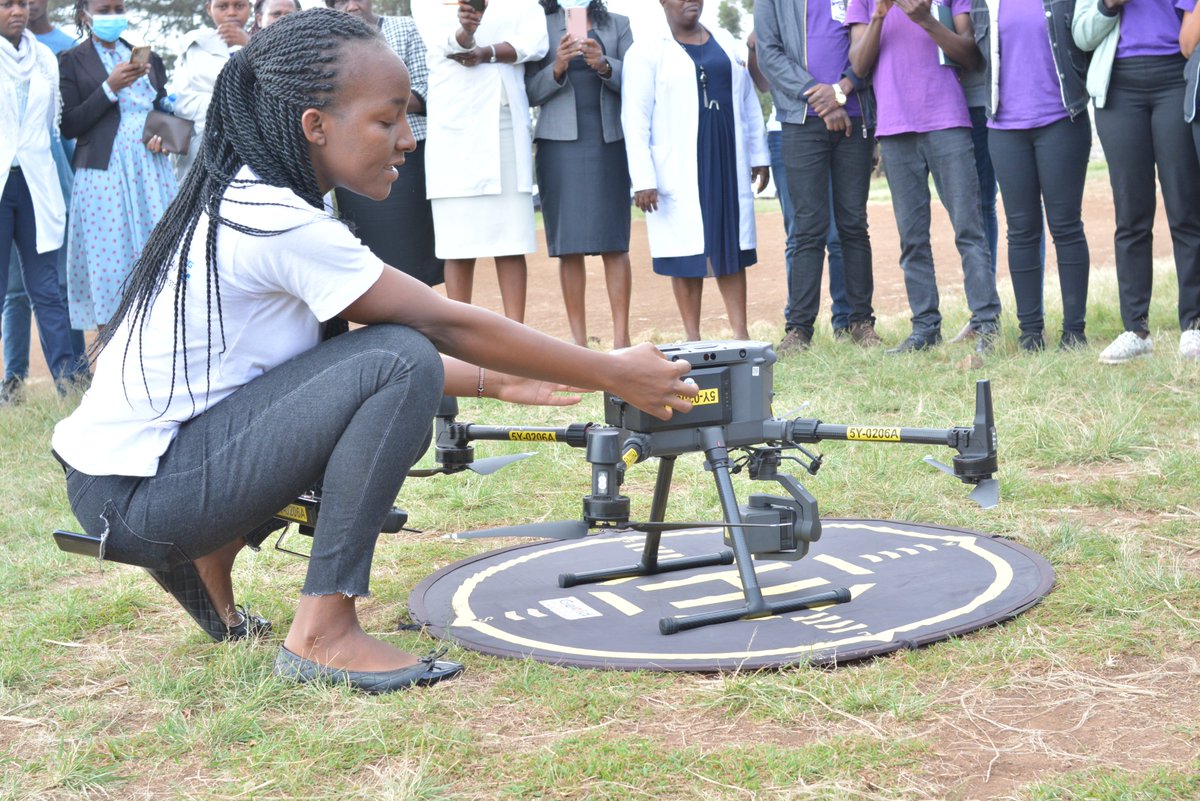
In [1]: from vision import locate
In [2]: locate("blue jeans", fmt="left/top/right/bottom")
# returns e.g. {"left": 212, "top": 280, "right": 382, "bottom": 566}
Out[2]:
{"left": 4, "top": 244, "right": 85, "bottom": 381}
{"left": 969, "top": 107, "right": 999, "bottom": 275}
{"left": 769, "top": 129, "right": 850, "bottom": 332}
{"left": 880, "top": 128, "right": 1002, "bottom": 337}
{"left": 4, "top": 135, "right": 83, "bottom": 381}
{"left": 0, "top": 169, "right": 79, "bottom": 385}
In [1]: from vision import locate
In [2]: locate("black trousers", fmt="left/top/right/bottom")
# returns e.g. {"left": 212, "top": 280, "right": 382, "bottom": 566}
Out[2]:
{"left": 781, "top": 116, "right": 876, "bottom": 338}
{"left": 988, "top": 115, "right": 1092, "bottom": 336}
{"left": 1095, "top": 55, "right": 1200, "bottom": 333}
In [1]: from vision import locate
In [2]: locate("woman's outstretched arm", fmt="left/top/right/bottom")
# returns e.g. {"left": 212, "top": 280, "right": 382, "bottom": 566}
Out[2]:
{"left": 340, "top": 267, "right": 696, "bottom": 420}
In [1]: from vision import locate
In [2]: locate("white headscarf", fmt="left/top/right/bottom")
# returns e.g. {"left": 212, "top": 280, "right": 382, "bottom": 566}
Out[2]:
{"left": 0, "top": 29, "right": 63, "bottom": 140}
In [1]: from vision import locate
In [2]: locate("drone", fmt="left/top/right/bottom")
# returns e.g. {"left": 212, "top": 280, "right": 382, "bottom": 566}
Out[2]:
{"left": 56, "top": 340, "right": 999, "bottom": 637}
{"left": 355, "top": 340, "right": 997, "bottom": 636}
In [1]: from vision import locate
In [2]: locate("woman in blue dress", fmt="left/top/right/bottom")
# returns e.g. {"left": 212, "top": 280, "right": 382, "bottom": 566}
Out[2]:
{"left": 60, "top": 0, "right": 177, "bottom": 330}
{"left": 622, "top": 0, "right": 768, "bottom": 342}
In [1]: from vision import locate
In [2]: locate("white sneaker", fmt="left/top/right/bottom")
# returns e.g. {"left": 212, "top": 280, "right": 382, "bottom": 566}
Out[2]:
{"left": 1181, "top": 329, "right": 1200, "bottom": 360}
{"left": 1098, "top": 331, "right": 1154, "bottom": 364}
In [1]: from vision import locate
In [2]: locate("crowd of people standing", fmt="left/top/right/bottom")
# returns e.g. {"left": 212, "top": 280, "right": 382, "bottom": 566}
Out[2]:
{"left": 3, "top": 0, "right": 1200, "bottom": 408}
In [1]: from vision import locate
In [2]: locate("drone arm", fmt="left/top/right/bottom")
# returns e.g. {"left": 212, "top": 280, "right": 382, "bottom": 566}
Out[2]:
{"left": 783, "top": 380, "right": 998, "bottom": 486}
{"left": 456, "top": 422, "right": 594, "bottom": 448}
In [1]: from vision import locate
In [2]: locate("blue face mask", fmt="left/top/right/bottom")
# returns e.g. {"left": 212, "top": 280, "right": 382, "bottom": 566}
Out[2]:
{"left": 90, "top": 14, "right": 130, "bottom": 43}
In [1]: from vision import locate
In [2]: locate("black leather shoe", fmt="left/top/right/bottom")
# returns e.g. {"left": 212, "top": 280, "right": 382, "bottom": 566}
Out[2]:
{"left": 885, "top": 332, "right": 942, "bottom": 354}
{"left": 273, "top": 645, "right": 465, "bottom": 694}
{"left": 144, "top": 561, "right": 271, "bottom": 642}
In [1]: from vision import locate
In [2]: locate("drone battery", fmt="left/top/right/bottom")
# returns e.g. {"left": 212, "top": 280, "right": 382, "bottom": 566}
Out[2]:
{"left": 607, "top": 366, "right": 732, "bottom": 433}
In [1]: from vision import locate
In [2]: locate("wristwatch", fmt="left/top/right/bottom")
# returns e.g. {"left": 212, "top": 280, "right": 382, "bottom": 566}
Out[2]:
{"left": 488, "top": 44, "right": 497, "bottom": 63}
{"left": 832, "top": 84, "right": 847, "bottom": 106}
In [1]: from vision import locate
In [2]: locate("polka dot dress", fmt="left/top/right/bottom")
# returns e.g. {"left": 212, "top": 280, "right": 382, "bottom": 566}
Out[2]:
{"left": 66, "top": 39, "right": 177, "bottom": 330}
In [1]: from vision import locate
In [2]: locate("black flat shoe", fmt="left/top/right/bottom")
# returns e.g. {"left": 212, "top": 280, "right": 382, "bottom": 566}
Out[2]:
{"left": 273, "top": 645, "right": 465, "bottom": 694}
{"left": 144, "top": 561, "right": 271, "bottom": 642}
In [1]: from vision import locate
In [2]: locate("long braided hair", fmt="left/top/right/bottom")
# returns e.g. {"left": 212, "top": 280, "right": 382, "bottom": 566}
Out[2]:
{"left": 97, "top": 8, "right": 384, "bottom": 413}
{"left": 539, "top": 0, "right": 610, "bottom": 25}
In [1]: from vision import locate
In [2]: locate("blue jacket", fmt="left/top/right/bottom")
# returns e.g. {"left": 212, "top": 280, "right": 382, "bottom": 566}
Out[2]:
{"left": 971, "top": 0, "right": 1091, "bottom": 121}
{"left": 752, "top": 0, "right": 876, "bottom": 132}
{"left": 1186, "top": 48, "right": 1199, "bottom": 124}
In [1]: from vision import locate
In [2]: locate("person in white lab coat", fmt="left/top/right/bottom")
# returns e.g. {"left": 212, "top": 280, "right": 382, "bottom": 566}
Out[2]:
{"left": 0, "top": 4, "right": 79, "bottom": 390}
{"left": 172, "top": 0, "right": 252, "bottom": 179}
{"left": 622, "top": 0, "right": 768, "bottom": 342}
{"left": 413, "top": 0, "right": 548, "bottom": 322}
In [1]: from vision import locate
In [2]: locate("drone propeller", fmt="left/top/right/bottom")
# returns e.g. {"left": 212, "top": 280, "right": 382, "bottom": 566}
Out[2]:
{"left": 408, "top": 452, "right": 534, "bottom": 478}
{"left": 446, "top": 518, "right": 781, "bottom": 541}
{"left": 923, "top": 456, "right": 1001, "bottom": 509}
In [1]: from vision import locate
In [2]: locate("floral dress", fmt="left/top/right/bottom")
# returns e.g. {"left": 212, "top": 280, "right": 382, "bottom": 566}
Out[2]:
{"left": 66, "top": 39, "right": 177, "bottom": 329}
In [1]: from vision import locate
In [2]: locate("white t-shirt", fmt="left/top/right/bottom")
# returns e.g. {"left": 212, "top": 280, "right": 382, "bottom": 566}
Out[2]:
{"left": 53, "top": 167, "right": 386, "bottom": 477}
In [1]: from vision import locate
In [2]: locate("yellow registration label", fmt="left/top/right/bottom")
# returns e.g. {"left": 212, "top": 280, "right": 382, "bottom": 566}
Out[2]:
{"left": 622, "top": 448, "right": 639, "bottom": 468}
{"left": 278, "top": 503, "right": 311, "bottom": 524}
{"left": 846, "top": 426, "right": 901, "bottom": 442}
{"left": 509, "top": 431, "right": 557, "bottom": 442}
{"left": 683, "top": 387, "right": 720, "bottom": 406}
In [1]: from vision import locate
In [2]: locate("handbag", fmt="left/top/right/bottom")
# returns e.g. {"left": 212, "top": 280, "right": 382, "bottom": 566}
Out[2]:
{"left": 142, "top": 110, "right": 194, "bottom": 156}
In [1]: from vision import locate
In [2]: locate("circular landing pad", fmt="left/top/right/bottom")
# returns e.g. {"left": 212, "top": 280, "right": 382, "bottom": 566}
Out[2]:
{"left": 408, "top": 520, "right": 1055, "bottom": 672}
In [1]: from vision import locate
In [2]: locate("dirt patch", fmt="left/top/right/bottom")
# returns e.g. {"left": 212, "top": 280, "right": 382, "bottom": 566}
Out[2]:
{"left": 929, "top": 652, "right": 1200, "bottom": 800}
{"left": 11, "top": 173, "right": 1177, "bottom": 384}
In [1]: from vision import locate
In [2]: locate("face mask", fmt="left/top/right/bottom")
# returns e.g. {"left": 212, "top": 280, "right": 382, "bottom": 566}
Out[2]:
{"left": 90, "top": 13, "right": 129, "bottom": 43}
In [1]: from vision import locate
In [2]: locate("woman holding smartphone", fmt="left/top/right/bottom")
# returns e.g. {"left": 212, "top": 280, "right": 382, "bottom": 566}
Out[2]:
{"left": 526, "top": 0, "right": 633, "bottom": 349}
{"left": 413, "top": 0, "right": 548, "bottom": 323}
{"left": 60, "top": 0, "right": 177, "bottom": 331}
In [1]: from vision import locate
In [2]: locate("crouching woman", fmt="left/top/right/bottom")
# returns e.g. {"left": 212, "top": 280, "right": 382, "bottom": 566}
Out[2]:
{"left": 51, "top": 8, "right": 694, "bottom": 694}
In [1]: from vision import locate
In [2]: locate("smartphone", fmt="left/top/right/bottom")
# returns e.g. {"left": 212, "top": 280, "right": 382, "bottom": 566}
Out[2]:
{"left": 130, "top": 45, "right": 152, "bottom": 66}
{"left": 565, "top": 7, "right": 587, "bottom": 43}
{"left": 53, "top": 529, "right": 104, "bottom": 559}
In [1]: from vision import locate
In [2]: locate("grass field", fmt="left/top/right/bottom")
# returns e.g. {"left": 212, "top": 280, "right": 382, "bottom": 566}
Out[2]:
{"left": 1, "top": 263, "right": 1198, "bottom": 800}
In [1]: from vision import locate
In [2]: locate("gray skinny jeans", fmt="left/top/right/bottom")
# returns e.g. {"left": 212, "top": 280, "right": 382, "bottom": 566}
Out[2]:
{"left": 880, "top": 128, "right": 1002, "bottom": 338}
{"left": 63, "top": 324, "right": 444, "bottom": 597}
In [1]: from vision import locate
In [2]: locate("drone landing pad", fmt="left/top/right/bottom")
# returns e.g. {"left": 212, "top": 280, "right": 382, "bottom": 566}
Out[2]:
{"left": 408, "top": 520, "right": 1054, "bottom": 672}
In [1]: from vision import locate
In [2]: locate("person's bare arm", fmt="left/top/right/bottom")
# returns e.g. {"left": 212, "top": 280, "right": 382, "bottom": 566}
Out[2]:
{"left": 894, "top": 0, "right": 982, "bottom": 71}
{"left": 340, "top": 267, "right": 695, "bottom": 419}
{"left": 849, "top": 0, "right": 891, "bottom": 79}
{"left": 746, "top": 31, "right": 771, "bottom": 93}
{"left": 441, "top": 356, "right": 584, "bottom": 406}
{"left": 1182, "top": 9, "right": 1200, "bottom": 59}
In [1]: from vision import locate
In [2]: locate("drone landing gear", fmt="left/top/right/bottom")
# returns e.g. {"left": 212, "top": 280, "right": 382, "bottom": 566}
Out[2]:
{"left": 559, "top": 427, "right": 852, "bottom": 635}
{"left": 558, "top": 457, "right": 736, "bottom": 589}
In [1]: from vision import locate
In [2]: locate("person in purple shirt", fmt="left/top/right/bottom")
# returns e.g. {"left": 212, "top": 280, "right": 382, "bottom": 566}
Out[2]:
{"left": 848, "top": 0, "right": 1003, "bottom": 354}
{"left": 972, "top": 0, "right": 1092, "bottom": 351}
{"left": 754, "top": 0, "right": 883, "bottom": 353}
{"left": 1075, "top": 0, "right": 1200, "bottom": 363}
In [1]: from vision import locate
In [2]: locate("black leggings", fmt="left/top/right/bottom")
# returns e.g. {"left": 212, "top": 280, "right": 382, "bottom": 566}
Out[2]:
{"left": 1095, "top": 54, "right": 1200, "bottom": 333}
{"left": 988, "top": 115, "right": 1092, "bottom": 336}
{"left": 64, "top": 324, "right": 444, "bottom": 597}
